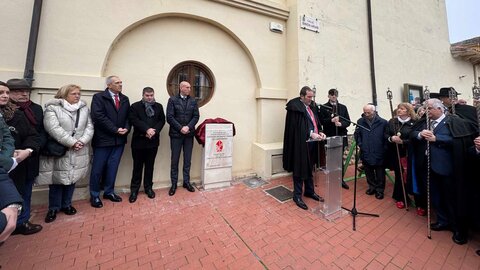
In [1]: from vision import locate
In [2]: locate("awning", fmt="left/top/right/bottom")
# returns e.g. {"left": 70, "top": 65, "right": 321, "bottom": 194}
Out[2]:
{"left": 451, "top": 36, "right": 480, "bottom": 65}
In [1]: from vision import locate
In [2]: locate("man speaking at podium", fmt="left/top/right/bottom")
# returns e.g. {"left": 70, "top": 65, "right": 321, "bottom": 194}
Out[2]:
{"left": 283, "top": 86, "right": 327, "bottom": 210}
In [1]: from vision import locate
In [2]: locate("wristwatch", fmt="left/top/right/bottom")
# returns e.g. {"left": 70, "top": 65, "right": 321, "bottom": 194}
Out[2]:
{"left": 6, "top": 203, "right": 22, "bottom": 215}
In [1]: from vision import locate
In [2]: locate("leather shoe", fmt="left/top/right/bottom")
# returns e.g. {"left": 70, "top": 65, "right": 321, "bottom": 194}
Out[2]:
{"left": 90, "top": 197, "right": 103, "bottom": 208}
{"left": 44, "top": 210, "right": 57, "bottom": 223}
{"left": 103, "top": 193, "right": 122, "bottom": 202}
{"left": 365, "top": 189, "right": 375, "bottom": 195}
{"left": 129, "top": 192, "right": 137, "bottom": 203}
{"left": 13, "top": 221, "right": 43, "bottom": 234}
{"left": 145, "top": 189, "right": 156, "bottom": 199}
{"left": 452, "top": 231, "right": 467, "bottom": 245}
{"left": 341, "top": 181, "right": 350, "bottom": 190}
{"left": 293, "top": 197, "right": 308, "bottom": 210}
{"left": 304, "top": 193, "right": 324, "bottom": 202}
{"left": 183, "top": 183, "right": 195, "bottom": 192}
{"left": 430, "top": 222, "right": 451, "bottom": 231}
{"left": 61, "top": 206, "right": 77, "bottom": 215}
{"left": 169, "top": 186, "right": 177, "bottom": 196}
{"left": 375, "top": 193, "right": 384, "bottom": 200}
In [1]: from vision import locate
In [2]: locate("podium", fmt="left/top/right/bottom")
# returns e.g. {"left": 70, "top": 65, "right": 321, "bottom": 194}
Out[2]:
{"left": 313, "top": 136, "right": 347, "bottom": 221}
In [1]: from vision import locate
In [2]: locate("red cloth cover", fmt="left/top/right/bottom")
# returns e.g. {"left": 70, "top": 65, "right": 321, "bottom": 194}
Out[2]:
{"left": 194, "top": 118, "right": 236, "bottom": 146}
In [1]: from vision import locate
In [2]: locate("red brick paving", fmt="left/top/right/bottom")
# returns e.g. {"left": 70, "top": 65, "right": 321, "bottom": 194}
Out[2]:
{"left": 1, "top": 168, "right": 479, "bottom": 269}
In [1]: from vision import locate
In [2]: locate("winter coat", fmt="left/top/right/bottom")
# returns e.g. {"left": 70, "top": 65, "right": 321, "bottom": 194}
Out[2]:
{"left": 129, "top": 100, "right": 165, "bottom": 149}
{"left": 354, "top": 114, "right": 388, "bottom": 166}
{"left": 36, "top": 99, "right": 94, "bottom": 185}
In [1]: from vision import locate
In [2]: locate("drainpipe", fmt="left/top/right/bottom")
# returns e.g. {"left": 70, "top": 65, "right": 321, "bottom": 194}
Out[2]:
{"left": 366, "top": 0, "right": 377, "bottom": 106}
{"left": 23, "top": 0, "right": 43, "bottom": 86}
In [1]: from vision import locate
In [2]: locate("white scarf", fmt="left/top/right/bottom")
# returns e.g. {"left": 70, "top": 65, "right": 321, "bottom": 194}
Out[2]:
{"left": 62, "top": 99, "right": 81, "bottom": 112}
{"left": 397, "top": 116, "right": 411, "bottom": 124}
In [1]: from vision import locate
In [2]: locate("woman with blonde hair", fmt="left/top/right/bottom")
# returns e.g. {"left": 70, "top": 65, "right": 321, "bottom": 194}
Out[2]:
{"left": 385, "top": 103, "right": 425, "bottom": 214}
{"left": 37, "top": 84, "right": 94, "bottom": 223}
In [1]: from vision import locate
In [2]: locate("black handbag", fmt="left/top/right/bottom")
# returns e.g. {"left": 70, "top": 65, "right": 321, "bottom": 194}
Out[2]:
{"left": 41, "top": 110, "right": 80, "bottom": 157}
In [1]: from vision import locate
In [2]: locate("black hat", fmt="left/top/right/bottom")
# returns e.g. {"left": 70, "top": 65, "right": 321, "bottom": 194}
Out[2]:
{"left": 431, "top": 87, "right": 461, "bottom": 98}
{"left": 328, "top": 89, "right": 338, "bottom": 96}
{"left": 6, "top": 78, "right": 31, "bottom": 91}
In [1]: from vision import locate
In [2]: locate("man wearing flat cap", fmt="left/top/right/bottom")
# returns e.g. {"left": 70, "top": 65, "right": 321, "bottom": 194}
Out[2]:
{"left": 6, "top": 78, "right": 45, "bottom": 236}
{"left": 431, "top": 87, "right": 478, "bottom": 133}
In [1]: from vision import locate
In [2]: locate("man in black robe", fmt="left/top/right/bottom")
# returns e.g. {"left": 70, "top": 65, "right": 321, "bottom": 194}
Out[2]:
{"left": 319, "top": 88, "right": 351, "bottom": 189}
{"left": 283, "top": 86, "right": 326, "bottom": 210}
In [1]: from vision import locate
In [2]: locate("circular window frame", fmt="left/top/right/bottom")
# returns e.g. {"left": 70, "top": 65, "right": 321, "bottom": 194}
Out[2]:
{"left": 166, "top": 60, "right": 215, "bottom": 107}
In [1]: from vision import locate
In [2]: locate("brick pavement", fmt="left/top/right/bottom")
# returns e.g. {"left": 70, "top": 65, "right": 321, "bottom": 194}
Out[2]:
{"left": 1, "top": 171, "right": 479, "bottom": 269}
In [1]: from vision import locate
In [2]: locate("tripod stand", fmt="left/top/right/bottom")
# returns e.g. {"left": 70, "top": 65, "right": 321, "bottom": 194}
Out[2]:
{"left": 341, "top": 142, "right": 379, "bottom": 231}
{"left": 317, "top": 103, "right": 379, "bottom": 230}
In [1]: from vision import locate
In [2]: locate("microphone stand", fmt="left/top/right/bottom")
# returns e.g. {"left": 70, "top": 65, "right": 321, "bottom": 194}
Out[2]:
{"left": 318, "top": 103, "right": 379, "bottom": 231}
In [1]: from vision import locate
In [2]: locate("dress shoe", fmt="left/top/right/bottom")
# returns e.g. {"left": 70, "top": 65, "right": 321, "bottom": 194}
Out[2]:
{"left": 395, "top": 201, "right": 405, "bottom": 209}
{"left": 430, "top": 222, "right": 451, "bottom": 231}
{"left": 44, "top": 210, "right": 57, "bottom": 223}
{"left": 375, "top": 192, "right": 384, "bottom": 200}
{"left": 129, "top": 192, "right": 137, "bottom": 203}
{"left": 90, "top": 197, "right": 103, "bottom": 208}
{"left": 365, "top": 189, "right": 375, "bottom": 195}
{"left": 61, "top": 206, "right": 77, "bottom": 215}
{"left": 293, "top": 197, "right": 308, "bottom": 210}
{"left": 452, "top": 231, "right": 467, "bottom": 245}
{"left": 169, "top": 186, "right": 177, "bottom": 196}
{"left": 12, "top": 221, "right": 43, "bottom": 234}
{"left": 183, "top": 183, "right": 195, "bottom": 192}
{"left": 103, "top": 193, "right": 122, "bottom": 202}
{"left": 341, "top": 181, "right": 350, "bottom": 190}
{"left": 304, "top": 193, "right": 324, "bottom": 202}
{"left": 416, "top": 207, "right": 426, "bottom": 216}
{"left": 145, "top": 189, "right": 156, "bottom": 199}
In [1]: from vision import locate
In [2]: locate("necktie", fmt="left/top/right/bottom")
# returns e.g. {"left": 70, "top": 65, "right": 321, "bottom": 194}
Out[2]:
{"left": 306, "top": 106, "right": 318, "bottom": 134}
{"left": 430, "top": 120, "right": 437, "bottom": 130}
{"left": 114, "top": 94, "right": 120, "bottom": 110}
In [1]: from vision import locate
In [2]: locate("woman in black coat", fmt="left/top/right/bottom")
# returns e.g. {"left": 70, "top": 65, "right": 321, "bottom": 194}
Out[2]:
{"left": 384, "top": 103, "right": 418, "bottom": 211}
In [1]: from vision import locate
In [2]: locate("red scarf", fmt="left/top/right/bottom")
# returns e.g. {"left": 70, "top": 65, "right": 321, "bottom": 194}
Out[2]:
{"left": 15, "top": 100, "right": 37, "bottom": 126}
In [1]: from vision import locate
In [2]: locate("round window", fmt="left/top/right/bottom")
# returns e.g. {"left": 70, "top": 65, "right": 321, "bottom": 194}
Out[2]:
{"left": 166, "top": 61, "right": 215, "bottom": 107}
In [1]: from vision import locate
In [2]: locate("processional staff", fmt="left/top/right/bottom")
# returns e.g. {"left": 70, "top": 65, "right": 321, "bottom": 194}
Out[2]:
{"left": 424, "top": 86, "right": 432, "bottom": 239}
{"left": 472, "top": 82, "right": 480, "bottom": 133}
{"left": 386, "top": 88, "right": 408, "bottom": 212}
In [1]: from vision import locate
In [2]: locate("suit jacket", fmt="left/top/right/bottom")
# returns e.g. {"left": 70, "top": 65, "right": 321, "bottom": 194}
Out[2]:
{"left": 283, "top": 98, "right": 323, "bottom": 178}
{"left": 91, "top": 88, "right": 131, "bottom": 147}
{"left": 129, "top": 100, "right": 166, "bottom": 149}
{"left": 166, "top": 95, "right": 199, "bottom": 138}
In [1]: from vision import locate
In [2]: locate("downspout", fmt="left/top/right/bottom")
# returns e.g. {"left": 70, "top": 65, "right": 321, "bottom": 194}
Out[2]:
{"left": 23, "top": 0, "right": 43, "bottom": 86}
{"left": 366, "top": 0, "right": 377, "bottom": 105}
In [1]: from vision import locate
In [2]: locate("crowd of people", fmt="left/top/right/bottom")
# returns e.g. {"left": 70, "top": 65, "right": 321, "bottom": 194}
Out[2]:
{"left": 0, "top": 76, "right": 199, "bottom": 244}
{"left": 283, "top": 86, "right": 480, "bottom": 248}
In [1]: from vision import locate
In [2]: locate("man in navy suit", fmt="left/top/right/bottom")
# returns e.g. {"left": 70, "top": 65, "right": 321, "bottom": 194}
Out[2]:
{"left": 89, "top": 75, "right": 130, "bottom": 208}
{"left": 128, "top": 87, "right": 165, "bottom": 203}
{"left": 412, "top": 98, "right": 474, "bottom": 245}
{"left": 166, "top": 81, "right": 199, "bottom": 196}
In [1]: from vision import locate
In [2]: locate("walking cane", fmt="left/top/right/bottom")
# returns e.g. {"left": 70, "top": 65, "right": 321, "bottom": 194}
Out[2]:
{"left": 424, "top": 87, "right": 432, "bottom": 239}
{"left": 386, "top": 88, "right": 408, "bottom": 211}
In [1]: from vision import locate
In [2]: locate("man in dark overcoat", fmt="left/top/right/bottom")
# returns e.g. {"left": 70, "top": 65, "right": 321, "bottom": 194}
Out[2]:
{"left": 354, "top": 104, "right": 388, "bottom": 199}
{"left": 283, "top": 86, "right": 326, "bottom": 210}
{"left": 128, "top": 87, "right": 165, "bottom": 203}
{"left": 89, "top": 75, "right": 130, "bottom": 208}
{"left": 6, "top": 78, "right": 44, "bottom": 235}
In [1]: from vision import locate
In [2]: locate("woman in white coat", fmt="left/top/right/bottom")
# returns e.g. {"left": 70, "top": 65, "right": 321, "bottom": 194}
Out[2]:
{"left": 37, "top": 84, "right": 94, "bottom": 223}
